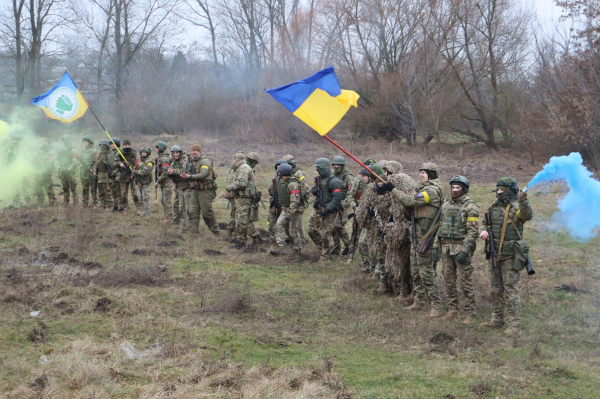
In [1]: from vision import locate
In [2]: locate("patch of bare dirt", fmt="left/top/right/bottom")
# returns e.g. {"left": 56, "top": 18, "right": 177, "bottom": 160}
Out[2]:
{"left": 132, "top": 248, "right": 153, "bottom": 256}
{"left": 203, "top": 249, "right": 224, "bottom": 256}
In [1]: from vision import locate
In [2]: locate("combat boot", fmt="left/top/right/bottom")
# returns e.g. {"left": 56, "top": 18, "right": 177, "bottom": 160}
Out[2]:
{"left": 405, "top": 302, "right": 425, "bottom": 311}
{"left": 341, "top": 247, "right": 350, "bottom": 256}
{"left": 462, "top": 315, "right": 477, "bottom": 325}
{"left": 429, "top": 308, "right": 443, "bottom": 318}
{"left": 376, "top": 281, "right": 388, "bottom": 295}
{"left": 227, "top": 230, "right": 234, "bottom": 240}
{"left": 442, "top": 311, "right": 459, "bottom": 321}
{"left": 480, "top": 320, "right": 504, "bottom": 329}
{"left": 251, "top": 236, "right": 261, "bottom": 247}
{"left": 270, "top": 245, "right": 288, "bottom": 256}
{"left": 396, "top": 294, "right": 414, "bottom": 306}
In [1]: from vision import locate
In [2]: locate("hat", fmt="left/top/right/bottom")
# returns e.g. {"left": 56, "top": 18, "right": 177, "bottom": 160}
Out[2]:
{"left": 123, "top": 139, "right": 132, "bottom": 146}
{"left": 191, "top": 144, "right": 202, "bottom": 152}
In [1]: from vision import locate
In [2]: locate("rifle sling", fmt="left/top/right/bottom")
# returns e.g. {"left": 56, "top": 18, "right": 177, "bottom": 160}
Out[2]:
{"left": 421, "top": 221, "right": 440, "bottom": 243}
{"left": 498, "top": 204, "right": 510, "bottom": 253}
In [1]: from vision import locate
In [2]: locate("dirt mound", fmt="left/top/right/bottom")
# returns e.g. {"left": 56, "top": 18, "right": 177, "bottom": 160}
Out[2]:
{"left": 101, "top": 242, "right": 117, "bottom": 248}
{"left": 202, "top": 294, "right": 254, "bottom": 315}
{"left": 430, "top": 332, "right": 455, "bottom": 345}
{"left": 94, "top": 297, "right": 112, "bottom": 312}
{"left": 132, "top": 249, "right": 153, "bottom": 256}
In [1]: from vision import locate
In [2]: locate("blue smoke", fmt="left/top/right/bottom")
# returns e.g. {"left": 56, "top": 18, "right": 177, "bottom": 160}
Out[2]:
{"left": 525, "top": 152, "right": 600, "bottom": 241}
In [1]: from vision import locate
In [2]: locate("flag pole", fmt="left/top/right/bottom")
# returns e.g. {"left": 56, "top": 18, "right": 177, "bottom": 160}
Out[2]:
{"left": 323, "top": 135, "right": 386, "bottom": 183}
{"left": 86, "top": 103, "right": 132, "bottom": 171}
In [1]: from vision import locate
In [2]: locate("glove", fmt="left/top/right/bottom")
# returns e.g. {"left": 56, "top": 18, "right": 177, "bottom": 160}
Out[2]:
{"left": 456, "top": 251, "right": 469, "bottom": 265}
{"left": 376, "top": 182, "right": 395, "bottom": 195}
{"left": 432, "top": 248, "right": 440, "bottom": 262}
{"left": 368, "top": 208, "right": 375, "bottom": 217}
{"left": 311, "top": 187, "right": 319, "bottom": 196}
{"left": 313, "top": 201, "right": 320, "bottom": 209}
{"left": 518, "top": 191, "right": 528, "bottom": 202}
{"left": 321, "top": 208, "right": 329, "bottom": 217}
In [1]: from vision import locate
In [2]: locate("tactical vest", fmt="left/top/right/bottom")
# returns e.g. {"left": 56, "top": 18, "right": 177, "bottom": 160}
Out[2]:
{"left": 139, "top": 157, "right": 154, "bottom": 184}
{"left": 58, "top": 146, "right": 74, "bottom": 169}
{"left": 416, "top": 185, "right": 442, "bottom": 220}
{"left": 293, "top": 167, "right": 310, "bottom": 205}
{"left": 319, "top": 175, "right": 337, "bottom": 203}
{"left": 170, "top": 157, "right": 187, "bottom": 187}
{"left": 157, "top": 152, "right": 170, "bottom": 177}
{"left": 335, "top": 170, "right": 352, "bottom": 199}
{"left": 490, "top": 202, "right": 523, "bottom": 242}
{"left": 80, "top": 146, "right": 96, "bottom": 170}
{"left": 189, "top": 156, "right": 215, "bottom": 188}
{"left": 438, "top": 199, "right": 474, "bottom": 240}
{"left": 275, "top": 177, "right": 286, "bottom": 206}
{"left": 97, "top": 152, "right": 110, "bottom": 173}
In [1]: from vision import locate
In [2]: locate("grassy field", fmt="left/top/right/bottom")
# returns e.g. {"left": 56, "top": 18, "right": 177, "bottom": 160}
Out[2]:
{"left": 1, "top": 143, "right": 599, "bottom": 398}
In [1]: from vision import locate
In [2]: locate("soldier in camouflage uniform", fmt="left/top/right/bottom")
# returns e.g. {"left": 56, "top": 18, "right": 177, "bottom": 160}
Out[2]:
{"left": 226, "top": 152, "right": 260, "bottom": 247}
{"left": 270, "top": 163, "right": 303, "bottom": 255}
{"left": 377, "top": 162, "right": 444, "bottom": 318}
{"left": 155, "top": 141, "right": 173, "bottom": 219}
{"left": 133, "top": 147, "right": 154, "bottom": 216}
{"left": 346, "top": 158, "right": 376, "bottom": 267}
{"left": 307, "top": 158, "right": 344, "bottom": 262}
{"left": 112, "top": 139, "right": 140, "bottom": 213}
{"left": 267, "top": 159, "right": 288, "bottom": 251}
{"left": 34, "top": 138, "right": 56, "bottom": 206}
{"left": 92, "top": 139, "right": 113, "bottom": 210}
{"left": 246, "top": 152, "right": 261, "bottom": 224}
{"left": 79, "top": 136, "right": 98, "bottom": 207}
{"left": 480, "top": 177, "right": 533, "bottom": 335}
{"left": 225, "top": 163, "right": 238, "bottom": 240}
{"left": 58, "top": 134, "right": 79, "bottom": 205}
{"left": 330, "top": 156, "right": 353, "bottom": 256}
{"left": 107, "top": 138, "right": 121, "bottom": 211}
{"left": 433, "top": 176, "right": 479, "bottom": 324}
{"left": 167, "top": 145, "right": 189, "bottom": 229}
{"left": 181, "top": 144, "right": 219, "bottom": 234}
{"left": 282, "top": 154, "right": 309, "bottom": 241}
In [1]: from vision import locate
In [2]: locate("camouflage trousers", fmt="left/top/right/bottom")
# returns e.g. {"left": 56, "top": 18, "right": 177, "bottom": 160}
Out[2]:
{"left": 227, "top": 198, "right": 237, "bottom": 235}
{"left": 173, "top": 187, "right": 188, "bottom": 230}
{"left": 80, "top": 177, "right": 97, "bottom": 206}
{"left": 275, "top": 207, "right": 303, "bottom": 250}
{"left": 442, "top": 248, "right": 476, "bottom": 316}
{"left": 110, "top": 180, "right": 121, "bottom": 209}
{"left": 235, "top": 197, "right": 258, "bottom": 240}
{"left": 268, "top": 209, "right": 281, "bottom": 243}
{"left": 187, "top": 188, "right": 218, "bottom": 234}
{"left": 35, "top": 174, "right": 56, "bottom": 206}
{"left": 97, "top": 182, "right": 111, "bottom": 209}
{"left": 138, "top": 184, "right": 152, "bottom": 216}
{"left": 410, "top": 243, "right": 443, "bottom": 310}
{"left": 358, "top": 228, "right": 373, "bottom": 270}
{"left": 307, "top": 211, "right": 340, "bottom": 257}
{"left": 60, "top": 172, "right": 78, "bottom": 204}
{"left": 331, "top": 210, "right": 351, "bottom": 254}
{"left": 160, "top": 180, "right": 174, "bottom": 217}
{"left": 119, "top": 181, "right": 140, "bottom": 210}
{"left": 489, "top": 257, "right": 521, "bottom": 327}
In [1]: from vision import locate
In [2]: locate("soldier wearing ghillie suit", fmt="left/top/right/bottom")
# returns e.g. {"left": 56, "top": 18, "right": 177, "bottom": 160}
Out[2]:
{"left": 226, "top": 152, "right": 260, "bottom": 247}
{"left": 479, "top": 177, "right": 533, "bottom": 336}
{"left": 92, "top": 139, "right": 113, "bottom": 210}
{"left": 282, "top": 154, "right": 310, "bottom": 241}
{"left": 267, "top": 159, "right": 288, "bottom": 251}
{"left": 167, "top": 146, "right": 189, "bottom": 229}
{"left": 34, "top": 138, "right": 56, "bottom": 206}
{"left": 433, "top": 176, "right": 479, "bottom": 324}
{"left": 356, "top": 165, "right": 392, "bottom": 294}
{"left": 307, "top": 158, "right": 344, "bottom": 262}
{"left": 79, "top": 136, "right": 98, "bottom": 207}
{"left": 112, "top": 139, "right": 140, "bottom": 213}
{"left": 330, "top": 156, "right": 353, "bottom": 256}
{"left": 133, "top": 147, "right": 154, "bottom": 216}
{"left": 270, "top": 163, "right": 304, "bottom": 255}
{"left": 155, "top": 141, "right": 173, "bottom": 219}
{"left": 58, "top": 134, "right": 79, "bottom": 205}
{"left": 182, "top": 144, "right": 219, "bottom": 235}
{"left": 376, "top": 162, "right": 444, "bottom": 318}
{"left": 382, "top": 162, "right": 415, "bottom": 301}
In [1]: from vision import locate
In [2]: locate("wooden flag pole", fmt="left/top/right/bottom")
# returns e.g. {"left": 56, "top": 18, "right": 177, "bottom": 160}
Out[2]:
{"left": 323, "top": 135, "right": 386, "bottom": 183}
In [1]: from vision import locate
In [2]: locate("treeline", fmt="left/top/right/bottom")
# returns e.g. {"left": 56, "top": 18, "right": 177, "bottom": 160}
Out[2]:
{"left": 1, "top": 0, "right": 599, "bottom": 170}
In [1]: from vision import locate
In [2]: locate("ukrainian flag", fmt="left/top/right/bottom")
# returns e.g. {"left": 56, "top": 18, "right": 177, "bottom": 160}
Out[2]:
{"left": 31, "top": 71, "right": 89, "bottom": 123}
{"left": 265, "top": 67, "right": 360, "bottom": 136}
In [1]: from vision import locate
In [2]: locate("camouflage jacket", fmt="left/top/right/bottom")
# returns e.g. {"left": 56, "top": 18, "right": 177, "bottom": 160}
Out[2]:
{"left": 334, "top": 167, "right": 354, "bottom": 209}
{"left": 434, "top": 194, "right": 480, "bottom": 256}
{"left": 345, "top": 175, "right": 365, "bottom": 209}
{"left": 226, "top": 159, "right": 255, "bottom": 196}
{"left": 58, "top": 145, "right": 79, "bottom": 174}
{"left": 133, "top": 156, "right": 155, "bottom": 185}
{"left": 391, "top": 178, "right": 443, "bottom": 240}
{"left": 168, "top": 155, "right": 189, "bottom": 188}
{"left": 112, "top": 148, "right": 139, "bottom": 182}
{"left": 92, "top": 149, "right": 112, "bottom": 183}
{"left": 156, "top": 151, "right": 172, "bottom": 186}
{"left": 36, "top": 149, "right": 56, "bottom": 176}
{"left": 79, "top": 144, "right": 98, "bottom": 180}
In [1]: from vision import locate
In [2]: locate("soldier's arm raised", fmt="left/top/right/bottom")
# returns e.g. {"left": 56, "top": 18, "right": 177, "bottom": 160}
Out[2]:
{"left": 390, "top": 186, "right": 431, "bottom": 208}
{"left": 517, "top": 197, "right": 533, "bottom": 222}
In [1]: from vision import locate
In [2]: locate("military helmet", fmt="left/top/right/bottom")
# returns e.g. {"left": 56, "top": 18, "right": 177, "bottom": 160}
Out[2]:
{"left": 282, "top": 154, "right": 296, "bottom": 166}
{"left": 98, "top": 139, "right": 110, "bottom": 147}
{"left": 275, "top": 159, "right": 288, "bottom": 169}
{"left": 62, "top": 134, "right": 73, "bottom": 142}
{"left": 315, "top": 158, "right": 330, "bottom": 171}
{"left": 419, "top": 162, "right": 440, "bottom": 180}
{"left": 364, "top": 158, "right": 377, "bottom": 166}
{"left": 497, "top": 177, "right": 519, "bottom": 193}
{"left": 155, "top": 141, "right": 168, "bottom": 152}
{"left": 385, "top": 160, "right": 403, "bottom": 174}
{"left": 332, "top": 156, "right": 346, "bottom": 166}
{"left": 369, "top": 165, "right": 385, "bottom": 179}
{"left": 378, "top": 160, "right": 388, "bottom": 169}
{"left": 82, "top": 135, "right": 94, "bottom": 144}
{"left": 171, "top": 145, "right": 183, "bottom": 153}
{"left": 278, "top": 163, "right": 293, "bottom": 176}
{"left": 111, "top": 138, "right": 121, "bottom": 147}
{"left": 449, "top": 175, "right": 470, "bottom": 194}
{"left": 139, "top": 147, "right": 151, "bottom": 156}
{"left": 246, "top": 152, "right": 260, "bottom": 163}
{"left": 360, "top": 168, "right": 370, "bottom": 175}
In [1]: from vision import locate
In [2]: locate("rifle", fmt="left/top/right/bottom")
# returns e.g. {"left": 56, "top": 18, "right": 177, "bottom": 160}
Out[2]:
{"left": 154, "top": 162, "right": 158, "bottom": 199}
{"left": 411, "top": 209, "right": 418, "bottom": 261}
{"left": 313, "top": 176, "right": 320, "bottom": 230}
{"left": 484, "top": 211, "right": 499, "bottom": 286}
{"left": 350, "top": 189, "right": 362, "bottom": 260}
{"left": 314, "top": 176, "right": 325, "bottom": 227}
{"left": 272, "top": 178, "right": 280, "bottom": 215}
{"left": 526, "top": 256, "right": 536, "bottom": 275}
{"left": 417, "top": 201, "right": 444, "bottom": 254}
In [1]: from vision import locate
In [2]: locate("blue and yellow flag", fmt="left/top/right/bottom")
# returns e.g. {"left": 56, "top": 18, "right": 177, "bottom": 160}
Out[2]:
{"left": 265, "top": 67, "right": 359, "bottom": 136}
{"left": 31, "top": 71, "right": 89, "bottom": 123}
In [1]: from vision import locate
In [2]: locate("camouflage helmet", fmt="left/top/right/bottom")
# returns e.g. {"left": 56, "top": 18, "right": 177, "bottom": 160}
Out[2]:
{"left": 82, "top": 135, "right": 94, "bottom": 144}
{"left": 155, "top": 141, "right": 168, "bottom": 152}
{"left": 139, "top": 147, "right": 151, "bottom": 156}
{"left": 385, "top": 160, "right": 403, "bottom": 174}
{"left": 449, "top": 175, "right": 470, "bottom": 194}
{"left": 419, "top": 162, "right": 440, "bottom": 180}
{"left": 111, "top": 138, "right": 121, "bottom": 147}
{"left": 98, "top": 139, "right": 111, "bottom": 147}
{"left": 369, "top": 165, "right": 385, "bottom": 180}
{"left": 278, "top": 163, "right": 293, "bottom": 176}
{"left": 364, "top": 158, "right": 377, "bottom": 166}
{"left": 378, "top": 160, "right": 388, "bottom": 169}
{"left": 497, "top": 177, "right": 519, "bottom": 193}
{"left": 315, "top": 158, "right": 330, "bottom": 171}
{"left": 246, "top": 152, "right": 260, "bottom": 163}
{"left": 282, "top": 154, "right": 296, "bottom": 166}
{"left": 62, "top": 134, "right": 73, "bottom": 142}
{"left": 275, "top": 159, "right": 288, "bottom": 169}
{"left": 234, "top": 152, "right": 245, "bottom": 161}
{"left": 171, "top": 145, "right": 183, "bottom": 153}
{"left": 332, "top": 156, "right": 346, "bottom": 166}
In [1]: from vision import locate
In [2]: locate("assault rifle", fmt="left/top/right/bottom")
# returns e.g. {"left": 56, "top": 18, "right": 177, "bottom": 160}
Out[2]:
{"left": 417, "top": 202, "right": 444, "bottom": 254}
{"left": 484, "top": 211, "right": 499, "bottom": 286}
{"left": 313, "top": 176, "right": 324, "bottom": 229}
{"left": 189, "top": 160, "right": 198, "bottom": 194}
{"left": 411, "top": 209, "right": 418, "bottom": 261}
{"left": 154, "top": 162, "right": 158, "bottom": 199}
{"left": 272, "top": 178, "right": 280, "bottom": 215}
{"left": 349, "top": 189, "right": 363, "bottom": 260}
